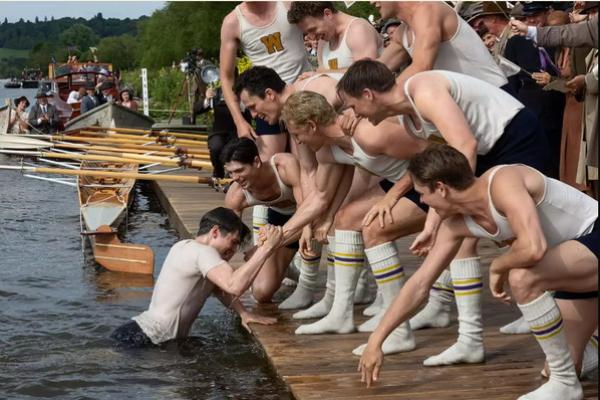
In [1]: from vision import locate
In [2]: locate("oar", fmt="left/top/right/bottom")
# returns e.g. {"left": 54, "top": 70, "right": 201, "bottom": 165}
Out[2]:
{"left": 0, "top": 150, "right": 212, "bottom": 169}
{"left": 0, "top": 164, "right": 230, "bottom": 185}
{"left": 0, "top": 134, "right": 53, "bottom": 150}
{"left": 53, "top": 142, "right": 212, "bottom": 160}
{"left": 77, "top": 130, "right": 208, "bottom": 146}
{"left": 84, "top": 125, "right": 210, "bottom": 140}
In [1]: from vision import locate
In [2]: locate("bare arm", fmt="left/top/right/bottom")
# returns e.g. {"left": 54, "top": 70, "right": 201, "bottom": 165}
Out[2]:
{"left": 377, "top": 26, "right": 411, "bottom": 73}
{"left": 224, "top": 182, "right": 248, "bottom": 217}
{"left": 207, "top": 226, "right": 282, "bottom": 297}
{"left": 219, "top": 12, "right": 253, "bottom": 137}
{"left": 395, "top": 7, "right": 446, "bottom": 86}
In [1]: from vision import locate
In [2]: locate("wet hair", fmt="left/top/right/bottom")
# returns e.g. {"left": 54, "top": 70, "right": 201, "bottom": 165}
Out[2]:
{"left": 287, "top": 2, "right": 337, "bottom": 24}
{"left": 337, "top": 59, "right": 396, "bottom": 98}
{"left": 220, "top": 137, "right": 260, "bottom": 166}
{"left": 407, "top": 144, "right": 475, "bottom": 191}
{"left": 197, "top": 207, "right": 250, "bottom": 244}
{"left": 281, "top": 91, "right": 337, "bottom": 129}
{"left": 234, "top": 66, "right": 286, "bottom": 98}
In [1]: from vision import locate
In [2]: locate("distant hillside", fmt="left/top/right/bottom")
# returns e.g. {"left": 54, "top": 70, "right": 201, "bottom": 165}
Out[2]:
{"left": 0, "top": 13, "right": 145, "bottom": 50}
{"left": 0, "top": 48, "right": 29, "bottom": 60}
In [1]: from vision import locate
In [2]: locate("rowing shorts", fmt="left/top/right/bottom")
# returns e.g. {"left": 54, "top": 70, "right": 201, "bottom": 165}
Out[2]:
{"left": 379, "top": 179, "right": 428, "bottom": 213}
{"left": 267, "top": 208, "right": 299, "bottom": 250}
{"left": 555, "top": 220, "right": 599, "bottom": 300}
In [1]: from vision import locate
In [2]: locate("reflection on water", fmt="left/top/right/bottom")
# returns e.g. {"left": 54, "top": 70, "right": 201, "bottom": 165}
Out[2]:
{"left": 0, "top": 154, "right": 290, "bottom": 399}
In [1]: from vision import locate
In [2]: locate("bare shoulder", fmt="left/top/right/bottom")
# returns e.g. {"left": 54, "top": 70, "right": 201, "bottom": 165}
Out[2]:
{"left": 224, "top": 182, "right": 247, "bottom": 212}
{"left": 274, "top": 153, "right": 301, "bottom": 185}
{"left": 221, "top": 9, "right": 240, "bottom": 38}
{"left": 353, "top": 119, "right": 385, "bottom": 154}
{"left": 488, "top": 165, "right": 541, "bottom": 210}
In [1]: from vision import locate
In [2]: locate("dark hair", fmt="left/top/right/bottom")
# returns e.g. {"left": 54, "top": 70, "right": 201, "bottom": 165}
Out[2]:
{"left": 220, "top": 137, "right": 259, "bottom": 166}
{"left": 407, "top": 144, "right": 475, "bottom": 191}
{"left": 337, "top": 59, "right": 396, "bottom": 98}
{"left": 287, "top": 1, "right": 337, "bottom": 24}
{"left": 475, "top": 23, "right": 490, "bottom": 38}
{"left": 197, "top": 207, "right": 250, "bottom": 244}
{"left": 234, "top": 66, "right": 286, "bottom": 98}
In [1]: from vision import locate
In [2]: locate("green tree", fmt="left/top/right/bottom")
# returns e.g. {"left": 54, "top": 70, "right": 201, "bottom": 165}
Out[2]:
{"left": 335, "top": 2, "right": 379, "bottom": 19}
{"left": 96, "top": 34, "right": 138, "bottom": 70}
{"left": 136, "top": 2, "right": 236, "bottom": 69}
{"left": 59, "top": 23, "right": 99, "bottom": 52}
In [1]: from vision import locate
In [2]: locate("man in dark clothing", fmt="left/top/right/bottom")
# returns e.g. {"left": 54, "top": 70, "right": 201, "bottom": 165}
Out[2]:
{"left": 81, "top": 81, "right": 100, "bottom": 114}
{"left": 504, "top": 2, "right": 566, "bottom": 179}
{"left": 28, "top": 90, "right": 60, "bottom": 134}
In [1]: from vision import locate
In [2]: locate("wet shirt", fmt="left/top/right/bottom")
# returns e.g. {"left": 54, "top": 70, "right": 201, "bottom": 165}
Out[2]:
{"left": 133, "top": 240, "right": 225, "bottom": 344}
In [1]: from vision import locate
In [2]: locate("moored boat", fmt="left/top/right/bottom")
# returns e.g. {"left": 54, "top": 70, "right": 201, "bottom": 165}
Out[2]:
{"left": 3, "top": 79, "right": 21, "bottom": 89}
{"left": 65, "top": 102, "right": 155, "bottom": 132}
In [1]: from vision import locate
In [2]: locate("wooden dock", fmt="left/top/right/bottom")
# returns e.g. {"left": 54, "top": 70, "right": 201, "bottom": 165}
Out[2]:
{"left": 151, "top": 172, "right": 598, "bottom": 400}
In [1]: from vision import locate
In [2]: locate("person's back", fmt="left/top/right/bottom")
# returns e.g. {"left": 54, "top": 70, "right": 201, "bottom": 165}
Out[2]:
{"left": 133, "top": 239, "right": 224, "bottom": 343}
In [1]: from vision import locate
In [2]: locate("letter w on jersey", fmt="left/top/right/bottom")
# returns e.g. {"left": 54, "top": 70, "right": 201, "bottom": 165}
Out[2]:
{"left": 260, "top": 32, "right": 285, "bottom": 54}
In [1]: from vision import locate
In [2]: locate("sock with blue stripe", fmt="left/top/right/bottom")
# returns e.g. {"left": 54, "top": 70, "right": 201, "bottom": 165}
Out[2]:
{"left": 295, "top": 230, "right": 363, "bottom": 335}
{"left": 279, "top": 241, "right": 323, "bottom": 310}
{"left": 517, "top": 291, "right": 582, "bottom": 400}
{"left": 410, "top": 269, "right": 454, "bottom": 330}
{"left": 424, "top": 257, "right": 484, "bottom": 366}
{"left": 293, "top": 236, "right": 335, "bottom": 319}
{"left": 252, "top": 205, "right": 268, "bottom": 245}
{"left": 353, "top": 242, "right": 415, "bottom": 355}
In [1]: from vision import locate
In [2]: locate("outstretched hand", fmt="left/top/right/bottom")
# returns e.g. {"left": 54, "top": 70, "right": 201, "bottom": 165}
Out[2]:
{"left": 358, "top": 340, "right": 384, "bottom": 388}
{"left": 240, "top": 311, "right": 277, "bottom": 334}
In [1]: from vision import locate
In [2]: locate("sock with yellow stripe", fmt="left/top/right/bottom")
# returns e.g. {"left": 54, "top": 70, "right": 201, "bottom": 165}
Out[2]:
{"left": 295, "top": 230, "right": 363, "bottom": 335}
{"left": 353, "top": 242, "right": 415, "bottom": 355}
{"left": 359, "top": 242, "right": 406, "bottom": 332}
{"left": 293, "top": 236, "right": 335, "bottom": 319}
{"left": 252, "top": 205, "right": 268, "bottom": 245}
{"left": 410, "top": 269, "right": 454, "bottom": 330}
{"left": 517, "top": 292, "right": 582, "bottom": 400}
{"left": 424, "top": 257, "right": 484, "bottom": 366}
{"left": 279, "top": 240, "right": 323, "bottom": 310}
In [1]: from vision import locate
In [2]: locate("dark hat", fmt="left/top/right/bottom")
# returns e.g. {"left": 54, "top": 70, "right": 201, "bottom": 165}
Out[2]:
{"left": 99, "top": 81, "right": 114, "bottom": 91}
{"left": 85, "top": 80, "right": 96, "bottom": 89}
{"left": 14, "top": 95, "right": 30, "bottom": 108}
{"left": 459, "top": 2, "right": 510, "bottom": 23}
{"left": 381, "top": 19, "right": 401, "bottom": 33}
{"left": 510, "top": 2, "right": 525, "bottom": 18}
{"left": 522, "top": 2, "right": 551, "bottom": 16}
{"left": 35, "top": 90, "right": 49, "bottom": 98}
{"left": 581, "top": 1, "right": 599, "bottom": 12}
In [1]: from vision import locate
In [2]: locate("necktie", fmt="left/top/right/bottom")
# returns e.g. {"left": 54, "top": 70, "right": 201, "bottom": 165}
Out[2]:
{"left": 538, "top": 47, "right": 559, "bottom": 76}
{"left": 42, "top": 106, "right": 47, "bottom": 114}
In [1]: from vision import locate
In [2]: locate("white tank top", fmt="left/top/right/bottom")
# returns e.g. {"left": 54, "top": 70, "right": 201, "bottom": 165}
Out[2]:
{"left": 401, "top": 5, "right": 507, "bottom": 88}
{"left": 321, "top": 18, "right": 382, "bottom": 70}
{"left": 464, "top": 165, "right": 598, "bottom": 247}
{"left": 330, "top": 137, "right": 408, "bottom": 182}
{"left": 235, "top": 2, "right": 312, "bottom": 84}
{"left": 242, "top": 155, "right": 296, "bottom": 215}
{"left": 400, "top": 70, "right": 524, "bottom": 155}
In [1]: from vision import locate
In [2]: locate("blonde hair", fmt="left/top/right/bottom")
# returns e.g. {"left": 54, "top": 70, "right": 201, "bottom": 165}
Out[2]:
{"left": 281, "top": 91, "right": 337, "bottom": 129}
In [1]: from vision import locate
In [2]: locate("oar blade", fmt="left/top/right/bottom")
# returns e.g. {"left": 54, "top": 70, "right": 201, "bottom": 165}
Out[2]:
{"left": 92, "top": 226, "right": 155, "bottom": 275}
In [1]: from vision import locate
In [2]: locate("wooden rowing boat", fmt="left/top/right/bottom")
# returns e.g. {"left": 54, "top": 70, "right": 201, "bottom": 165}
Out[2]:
{"left": 65, "top": 102, "right": 155, "bottom": 131}
{"left": 78, "top": 160, "right": 154, "bottom": 274}
{"left": 0, "top": 105, "right": 52, "bottom": 149}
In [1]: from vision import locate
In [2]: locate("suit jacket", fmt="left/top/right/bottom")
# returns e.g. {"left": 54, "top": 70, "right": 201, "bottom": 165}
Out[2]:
{"left": 27, "top": 102, "right": 59, "bottom": 134}
{"left": 81, "top": 95, "right": 99, "bottom": 114}
{"left": 536, "top": 15, "right": 598, "bottom": 49}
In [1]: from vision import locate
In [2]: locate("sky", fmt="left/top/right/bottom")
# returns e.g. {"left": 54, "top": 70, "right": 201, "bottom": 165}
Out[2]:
{"left": 0, "top": 1, "right": 167, "bottom": 23}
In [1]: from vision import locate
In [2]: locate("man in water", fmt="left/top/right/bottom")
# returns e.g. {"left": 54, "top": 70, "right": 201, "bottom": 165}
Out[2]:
{"left": 110, "top": 207, "right": 281, "bottom": 348}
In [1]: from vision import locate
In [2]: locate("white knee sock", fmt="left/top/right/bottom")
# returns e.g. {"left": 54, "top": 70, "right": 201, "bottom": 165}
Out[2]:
{"left": 424, "top": 257, "right": 484, "bottom": 366}
{"left": 517, "top": 292, "right": 582, "bottom": 400}
{"left": 363, "top": 289, "right": 383, "bottom": 316}
{"left": 354, "top": 261, "right": 376, "bottom": 304}
{"left": 295, "top": 230, "right": 363, "bottom": 335}
{"left": 293, "top": 236, "right": 335, "bottom": 319}
{"left": 359, "top": 242, "right": 405, "bottom": 332}
{"left": 499, "top": 315, "right": 531, "bottom": 334}
{"left": 279, "top": 241, "right": 323, "bottom": 310}
{"left": 410, "top": 269, "right": 454, "bottom": 330}
{"left": 581, "top": 335, "right": 598, "bottom": 379}
{"left": 252, "top": 205, "right": 269, "bottom": 245}
{"left": 353, "top": 242, "right": 415, "bottom": 355}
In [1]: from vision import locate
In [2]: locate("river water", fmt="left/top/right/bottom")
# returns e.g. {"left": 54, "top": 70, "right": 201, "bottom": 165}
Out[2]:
{"left": 0, "top": 83, "right": 290, "bottom": 400}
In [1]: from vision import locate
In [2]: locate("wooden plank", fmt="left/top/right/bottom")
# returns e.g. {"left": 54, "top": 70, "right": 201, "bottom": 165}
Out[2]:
{"left": 150, "top": 176, "right": 598, "bottom": 400}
